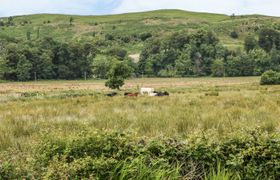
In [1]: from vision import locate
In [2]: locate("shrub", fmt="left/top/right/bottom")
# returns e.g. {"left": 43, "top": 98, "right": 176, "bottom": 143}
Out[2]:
{"left": 2, "top": 130, "right": 280, "bottom": 179}
{"left": 260, "top": 70, "right": 280, "bottom": 85}
{"left": 139, "top": 32, "right": 152, "bottom": 41}
{"left": 230, "top": 31, "right": 239, "bottom": 39}
{"left": 107, "top": 47, "right": 127, "bottom": 60}
{"left": 105, "top": 34, "right": 114, "bottom": 41}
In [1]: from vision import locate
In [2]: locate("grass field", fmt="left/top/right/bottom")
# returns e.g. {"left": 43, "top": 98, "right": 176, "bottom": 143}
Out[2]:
{"left": 1, "top": 76, "right": 279, "bottom": 148}
{"left": 0, "top": 77, "right": 280, "bottom": 179}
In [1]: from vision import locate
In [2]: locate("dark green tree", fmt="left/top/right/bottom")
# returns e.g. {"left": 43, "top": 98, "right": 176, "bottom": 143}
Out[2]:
{"left": 4, "top": 43, "right": 22, "bottom": 80}
{"left": 37, "top": 27, "right": 40, "bottom": 39}
{"left": 40, "top": 52, "right": 55, "bottom": 79}
{"left": 175, "top": 46, "right": 193, "bottom": 76}
{"left": 249, "top": 49, "right": 271, "bottom": 75}
{"left": 244, "top": 35, "right": 257, "bottom": 52}
{"left": 270, "top": 45, "right": 280, "bottom": 71}
{"left": 211, "top": 59, "right": 224, "bottom": 77}
{"left": 260, "top": 70, "right": 280, "bottom": 85}
{"left": 107, "top": 47, "right": 127, "bottom": 60}
{"left": 16, "top": 55, "right": 32, "bottom": 81}
{"left": 26, "top": 31, "right": 31, "bottom": 40}
{"left": 0, "top": 56, "right": 6, "bottom": 79}
{"left": 105, "top": 61, "right": 132, "bottom": 90}
{"left": 92, "top": 55, "right": 116, "bottom": 79}
{"left": 230, "top": 31, "right": 239, "bottom": 39}
{"left": 259, "top": 28, "right": 280, "bottom": 52}
{"left": 226, "top": 56, "right": 241, "bottom": 76}
{"left": 69, "top": 16, "right": 74, "bottom": 26}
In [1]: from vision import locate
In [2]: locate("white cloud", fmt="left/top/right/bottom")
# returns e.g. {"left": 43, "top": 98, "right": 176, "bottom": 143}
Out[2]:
{"left": 113, "top": 0, "right": 280, "bottom": 17}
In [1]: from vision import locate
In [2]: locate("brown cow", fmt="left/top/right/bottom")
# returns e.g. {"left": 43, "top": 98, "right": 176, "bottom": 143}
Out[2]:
{"left": 124, "top": 92, "right": 139, "bottom": 97}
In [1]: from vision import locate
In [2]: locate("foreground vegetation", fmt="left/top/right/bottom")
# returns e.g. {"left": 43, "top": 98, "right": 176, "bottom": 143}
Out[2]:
{"left": 0, "top": 77, "right": 279, "bottom": 179}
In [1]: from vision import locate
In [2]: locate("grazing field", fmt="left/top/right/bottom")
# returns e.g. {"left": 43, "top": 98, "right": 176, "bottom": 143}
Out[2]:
{"left": 0, "top": 77, "right": 280, "bottom": 179}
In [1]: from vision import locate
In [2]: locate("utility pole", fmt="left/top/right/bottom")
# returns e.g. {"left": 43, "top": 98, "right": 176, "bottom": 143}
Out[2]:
{"left": 223, "top": 65, "right": 226, "bottom": 81}
{"left": 34, "top": 72, "right": 37, "bottom": 81}
{"left": 84, "top": 72, "right": 87, "bottom": 81}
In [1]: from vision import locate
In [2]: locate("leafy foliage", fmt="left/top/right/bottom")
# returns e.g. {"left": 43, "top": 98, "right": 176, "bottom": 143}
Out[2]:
{"left": 105, "top": 61, "right": 132, "bottom": 89}
{"left": 1, "top": 130, "right": 279, "bottom": 179}
{"left": 260, "top": 70, "right": 280, "bottom": 85}
{"left": 0, "top": 38, "right": 95, "bottom": 81}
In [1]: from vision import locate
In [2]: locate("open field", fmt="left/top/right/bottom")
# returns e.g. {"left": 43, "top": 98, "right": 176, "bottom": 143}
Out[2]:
{"left": 1, "top": 77, "right": 280, "bottom": 179}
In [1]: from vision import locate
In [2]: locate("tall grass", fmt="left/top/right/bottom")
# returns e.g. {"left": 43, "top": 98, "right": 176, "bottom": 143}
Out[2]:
{"left": 0, "top": 77, "right": 279, "bottom": 179}
{"left": 0, "top": 78, "right": 279, "bottom": 150}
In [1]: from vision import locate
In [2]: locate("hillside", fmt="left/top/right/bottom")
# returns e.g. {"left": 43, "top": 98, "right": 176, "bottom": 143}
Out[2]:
{"left": 1, "top": 9, "right": 280, "bottom": 53}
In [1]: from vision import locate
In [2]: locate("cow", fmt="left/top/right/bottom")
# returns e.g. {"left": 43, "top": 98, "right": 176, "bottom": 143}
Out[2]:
{"left": 106, "top": 92, "right": 117, "bottom": 97}
{"left": 155, "top": 91, "right": 169, "bottom": 97}
{"left": 124, "top": 92, "right": 139, "bottom": 97}
{"left": 148, "top": 92, "right": 158, "bottom": 97}
{"left": 140, "top": 88, "right": 155, "bottom": 95}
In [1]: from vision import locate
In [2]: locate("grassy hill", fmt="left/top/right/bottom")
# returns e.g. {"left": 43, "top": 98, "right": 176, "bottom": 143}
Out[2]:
{"left": 1, "top": 9, "right": 280, "bottom": 53}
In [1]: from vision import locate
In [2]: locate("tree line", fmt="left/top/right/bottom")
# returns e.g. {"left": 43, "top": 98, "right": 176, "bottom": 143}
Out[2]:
{"left": 139, "top": 28, "right": 280, "bottom": 77}
{"left": 0, "top": 36, "right": 137, "bottom": 82}
{"left": 0, "top": 38, "right": 95, "bottom": 81}
{"left": 1, "top": 27, "right": 280, "bottom": 81}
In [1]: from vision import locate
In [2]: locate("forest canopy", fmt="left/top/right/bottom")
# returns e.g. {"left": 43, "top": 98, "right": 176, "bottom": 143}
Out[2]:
{"left": 1, "top": 27, "right": 280, "bottom": 81}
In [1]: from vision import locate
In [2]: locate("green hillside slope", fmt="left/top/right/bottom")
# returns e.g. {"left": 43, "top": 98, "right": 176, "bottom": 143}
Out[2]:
{"left": 1, "top": 9, "right": 280, "bottom": 53}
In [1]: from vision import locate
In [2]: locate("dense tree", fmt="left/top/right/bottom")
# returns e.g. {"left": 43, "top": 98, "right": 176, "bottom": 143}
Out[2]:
{"left": 211, "top": 59, "right": 224, "bottom": 77}
{"left": 244, "top": 35, "right": 257, "bottom": 52}
{"left": 258, "top": 28, "right": 280, "bottom": 52}
{"left": 164, "top": 32, "right": 189, "bottom": 50}
{"left": 0, "top": 56, "right": 6, "bottom": 79}
{"left": 158, "top": 65, "right": 176, "bottom": 77}
{"left": 138, "top": 39, "right": 161, "bottom": 75}
{"left": 139, "top": 30, "right": 220, "bottom": 77}
{"left": 226, "top": 56, "right": 241, "bottom": 76}
{"left": 2, "top": 26, "right": 280, "bottom": 81}
{"left": 260, "top": 70, "right": 280, "bottom": 85}
{"left": 105, "top": 61, "right": 132, "bottom": 90}
{"left": 92, "top": 55, "right": 116, "bottom": 79}
{"left": 1, "top": 38, "right": 94, "bottom": 81}
{"left": 175, "top": 46, "right": 193, "bottom": 76}
{"left": 39, "top": 52, "right": 55, "bottom": 79}
{"left": 270, "top": 46, "right": 280, "bottom": 71}
{"left": 239, "top": 53, "right": 254, "bottom": 76}
{"left": 16, "top": 55, "right": 32, "bottom": 81}
{"left": 3, "top": 43, "right": 22, "bottom": 80}
{"left": 249, "top": 49, "right": 271, "bottom": 75}
{"left": 107, "top": 47, "right": 127, "bottom": 60}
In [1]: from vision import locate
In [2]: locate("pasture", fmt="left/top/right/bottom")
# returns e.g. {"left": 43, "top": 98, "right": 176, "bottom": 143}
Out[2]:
{"left": 0, "top": 77, "right": 280, "bottom": 179}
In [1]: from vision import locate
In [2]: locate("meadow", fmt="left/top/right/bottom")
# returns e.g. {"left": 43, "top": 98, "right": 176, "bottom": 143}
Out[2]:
{"left": 0, "top": 77, "right": 280, "bottom": 179}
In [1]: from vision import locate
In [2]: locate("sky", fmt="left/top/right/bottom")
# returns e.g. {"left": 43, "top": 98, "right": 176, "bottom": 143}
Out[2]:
{"left": 0, "top": 0, "right": 280, "bottom": 17}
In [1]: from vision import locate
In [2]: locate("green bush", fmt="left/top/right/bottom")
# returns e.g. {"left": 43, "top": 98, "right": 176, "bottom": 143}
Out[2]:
{"left": 139, "top": 32, "right": 152, "bottom": 41}
{"left": 230, "top": 31, "right": 239, "bottom": 39}
{"left": 1, "top": 130, "right": 279, "bottom": 179}
{"left": 260, "top": 70, "right": 280, "bottom": 85}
